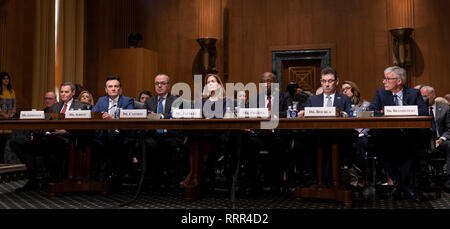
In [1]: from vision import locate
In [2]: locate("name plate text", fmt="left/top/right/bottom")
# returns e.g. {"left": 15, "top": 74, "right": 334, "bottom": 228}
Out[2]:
{"left": 172, "top": 109, "right": 202, "bottom": 119}
{"left": 304, "top": 107, "right": 337, "bottom": 117}
{"left": 65, "top": 110, "right": 92, "bottom": 119}
{"left": 20, "top": 111, "right": 45, "bottom": 120}
{"left": 384, "top": 105, "right": 418, "bottom": 116}
{"left": 120, "top": 109, "right": 147, "bottom": 118}
{"left": 237, "top": 108, "right": 269, "bottom": 118}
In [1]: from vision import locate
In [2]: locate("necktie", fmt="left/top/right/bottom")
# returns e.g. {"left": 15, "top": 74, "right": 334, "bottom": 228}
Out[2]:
{"left": 157, "top": 98, "right": 165, "bottom": 133}
{"left": 326, "top": 96, "right": 332, "bottom": 107}
{"left": 430, "top": 107, "right": 437, "bottom": 136}
{"left": 267, "top": 96, "right": 272, "bottom": 111}
{"left": 61, "top": 103, "right": 68, "bottom": 114}
{"left": 393, "top": 94, "right": 399, "bottom": 106}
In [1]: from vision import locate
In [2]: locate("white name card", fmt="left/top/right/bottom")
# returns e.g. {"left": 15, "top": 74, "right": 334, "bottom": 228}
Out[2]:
{"left": 304, "top": 107, "right": 337, "bottom": 117}
{"left": 20, "top": 111, "right": 45, "bottom": 120}
{"left": 120, "top": 109, "right": 147, "bottom": 118}
{"left": 384, "top": 105, "right": 418, "bottom": 116}
{"left": 237, "top": 108, "right": 270, "bottom": 118}
{"left": 65, "top": 110, "right": 92, "bottom": 119}
{"left": 172, "top": 109, "right": 202, "bottom": 119}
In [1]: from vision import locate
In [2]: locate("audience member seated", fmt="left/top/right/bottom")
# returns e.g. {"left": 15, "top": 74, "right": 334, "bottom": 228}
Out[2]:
{"left": 77, "top": 90, "right": 95, "bottom": 110}
{"left": 435, "top": 97, "right": 449, "bottom": 106}
{"left": 420, "top": 86, "right": 450, "bottom": 192}
{"left": 0, "top": 72, "right": 16, "bottom": 164}
{"left": 91, "top": 76, "right": 135, "bottom": 191}
{"left": 369, "top": 66, "right": 427, "bottom": 202}
{"left": 341, "top": 80, "right": 371, "bottom": 188}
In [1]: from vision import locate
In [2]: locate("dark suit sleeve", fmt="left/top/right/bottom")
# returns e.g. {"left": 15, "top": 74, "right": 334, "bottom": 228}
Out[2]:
{"left": 369, "top": 89, "right": 383, "bottom": 117}
{"left": 413, "top": 90, "right": 427, "bottom": 116}
{"left": 342, "top": 95, "right": 352, "bottom": 114}
{"left": 300, "top": 97, "right": 312, "bottom": 110}
{"left": 92, "top": 98, "right": 102, "bottom": 112}
{"left": 279, "top": 93, "right": 292, "bottom": 118}
{"left": 124, "top": 97, "right": 134, "bottom": 109}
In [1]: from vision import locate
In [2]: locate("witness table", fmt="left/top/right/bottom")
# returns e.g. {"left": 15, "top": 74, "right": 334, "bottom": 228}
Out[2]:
{"left": 0, "top": 116, "right": 431, "bottom": 206}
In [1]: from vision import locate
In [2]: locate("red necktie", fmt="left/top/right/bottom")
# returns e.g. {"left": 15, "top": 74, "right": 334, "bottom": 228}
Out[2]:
{"left": 267, "top": 96, "right": 272, "bottom": 111}
{"left": 61, "top": 103, "right": 68, "bottom": 114}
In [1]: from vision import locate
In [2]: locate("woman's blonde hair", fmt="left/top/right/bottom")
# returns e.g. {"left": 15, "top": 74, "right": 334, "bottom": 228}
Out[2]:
{"left": 78, "top": 90, "right": 94, "bottom": 106}
{"left": 202, "top": 74, "right": 225, "bottom": 99}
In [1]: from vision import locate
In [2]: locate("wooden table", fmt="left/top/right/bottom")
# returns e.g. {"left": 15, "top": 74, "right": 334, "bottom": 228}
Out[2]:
{"left": 0, "top": 116, "right": 431, "bottom": 205}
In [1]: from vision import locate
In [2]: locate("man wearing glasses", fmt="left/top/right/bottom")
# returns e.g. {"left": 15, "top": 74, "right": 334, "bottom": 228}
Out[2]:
{"left": 369, "top": 66, "right": 427, "bottom": 202}
{"left": 299, "top": 67, "right": 352, "bottom": 116}
{"left": 297, "top": 67, "right": 352, "bottom": 187}
{"left": 143, "top": 74, "right": 185, "bottom": 189}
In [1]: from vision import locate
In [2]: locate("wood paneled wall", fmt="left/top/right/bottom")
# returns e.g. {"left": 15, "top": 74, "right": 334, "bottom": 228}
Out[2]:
{"left": 2, "top": 0, "right": 35, "bottom": 111}
{"left": 60, "top": 0, "right": 450, "bottom": 104}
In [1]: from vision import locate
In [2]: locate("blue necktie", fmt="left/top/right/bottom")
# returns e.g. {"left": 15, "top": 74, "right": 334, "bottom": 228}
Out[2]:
{"left": 430, "top": 107, "right": 437, "bottom": 136}
{"left": 326, "top": 96, "right": 332, "bottom": 107}
{"left": 393, "top": 94, "right": 399, "bottom": 106}
{"left": 157, "top": 98, "right": 165, "bottom": 133}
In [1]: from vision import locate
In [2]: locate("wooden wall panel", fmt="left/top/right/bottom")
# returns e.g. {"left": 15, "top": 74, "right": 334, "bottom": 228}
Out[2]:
{"left": 81, "top": 0, "right": 450, "bottom": 103}
{"left": 3, "top": 0, "right": 35, "bottom": 111}
{"left": 413, "top": 0, "right": 450, "bottom": 97}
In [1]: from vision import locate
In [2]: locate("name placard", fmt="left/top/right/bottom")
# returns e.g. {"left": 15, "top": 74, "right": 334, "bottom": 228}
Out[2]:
{"left": 120, "top": 109, "right": 147, "bottom": 119}
{"left": 237, "top": 108, "right": 269, "bottom": 118}
{"left": 304, "top": 107, "right": 337, "bottom": 117}
{"left": 65, "top": 110, "right": 91, "bottom": 119}
{"left": 384, "top": 105, "right": 418, "bottom": 116}
{"left": 20, "top": 111, "right": 45, "bottom": 120}
{"left": 172, "top": 109, "right": 202, "bottom": 119}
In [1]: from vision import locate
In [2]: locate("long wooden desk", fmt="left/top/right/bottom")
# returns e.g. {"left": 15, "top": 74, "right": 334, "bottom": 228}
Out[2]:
{"left": 0, "top": 116, "right": 431, "bottom": 205}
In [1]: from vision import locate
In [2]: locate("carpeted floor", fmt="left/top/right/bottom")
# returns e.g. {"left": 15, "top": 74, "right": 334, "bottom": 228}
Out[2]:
{"left": 1, "top": 180, "right": 449, "bottom": 209}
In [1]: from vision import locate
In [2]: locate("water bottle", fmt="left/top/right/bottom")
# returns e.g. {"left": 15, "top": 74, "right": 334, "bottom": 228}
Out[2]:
{"left": 234, "top": 106, "right": 239, "bottom": 118}
{"left": 291, "top": 104, "right": 298, "bottom": 118}
{"left": 287, "top": 106, "right": 293, "bottom": 118}
{"left": 349, "top": 105, "right": 356, "bottom": 117}
{"left": 224, "top": 107, "right": 234, "bottom": 119}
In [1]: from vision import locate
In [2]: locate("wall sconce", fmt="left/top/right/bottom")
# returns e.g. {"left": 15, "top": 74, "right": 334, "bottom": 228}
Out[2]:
{"left": 390, "top": 27, "right": 414, "bottom": 67}
{"left": 197, "top": 38, "right": 218, "bottom": 74}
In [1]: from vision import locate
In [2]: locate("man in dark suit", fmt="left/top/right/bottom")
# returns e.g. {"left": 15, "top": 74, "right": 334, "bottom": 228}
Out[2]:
{"left": 16, "top": 82, "right": 87, "bottom": 191}
{"left": 298, "top": 67, "right": 353, "bottom": 186}
{"left": 369, "top": 66, "right": 427, "bottom": 202}
{"left": 242, "top": 72, "right": 293, "bottom": 193}
{"left": 421, "top": 86, "right": 450, "bottom": 191}
{"left": 144, "top": 74, "right": 185, "bottom": 188}
{"left": 91, "top": 76, "right": 135, "bottom": 189}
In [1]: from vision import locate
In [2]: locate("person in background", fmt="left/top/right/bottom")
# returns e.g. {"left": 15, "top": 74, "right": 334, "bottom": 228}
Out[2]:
{"left": 77, "top": 90, "right": 95, "bottom": 110}
{"left": 0, "top": 72, "right": 16, "bottom": 164}
{"left": 341, "top": 80, "right": 372, "bottom": 188}
{"left": 138, "top": 90, "right": 152, "bottom": 103}
{"left": 420, "top": 86, "right": 450, "bottom": 192}
{"left": 43, "top": 91, "right": 58, "bottom": 113}
{"left": 444, "top": 94, "right": 450, "bottom": 105}
{"left": 435, "top": 97, "right": 449, "bottom": 106}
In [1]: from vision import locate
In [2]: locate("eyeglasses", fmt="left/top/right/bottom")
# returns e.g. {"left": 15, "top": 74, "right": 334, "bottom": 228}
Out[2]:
{"left": 154, "top": 82, "right": 168, "bottom": 86}
{"left": 382, "top": 77, "right": 398, "bottom": 81}
{"left": 320, "top": 79, "right": 336, "bottom": 84}
{"left": 44, "top": 97, "right": 55, "bottom": 100}
{"left": 342, "top": 86, "right": 352, "bottom": 91}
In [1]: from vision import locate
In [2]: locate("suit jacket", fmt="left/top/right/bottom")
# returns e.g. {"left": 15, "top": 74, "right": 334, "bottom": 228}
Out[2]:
{"left": 248, "top": 92, "right": 292, "bottom": 118}
{"left": 144, "top": 93, "right": 179, "bottom": 119}
{"left": 369, "top": 87, "right": 427, "bottom": 116}
{"left": 301, "top": 92, "right": 352, "bottom": 114}
{"left": 434, "top": 103, "right": 450, "bottom": 140}
{"left": 92, "top": 95, "right": 134, "bottom": 112}
{"left": 49, "top": 100, "right": 87, "bottom": 113}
